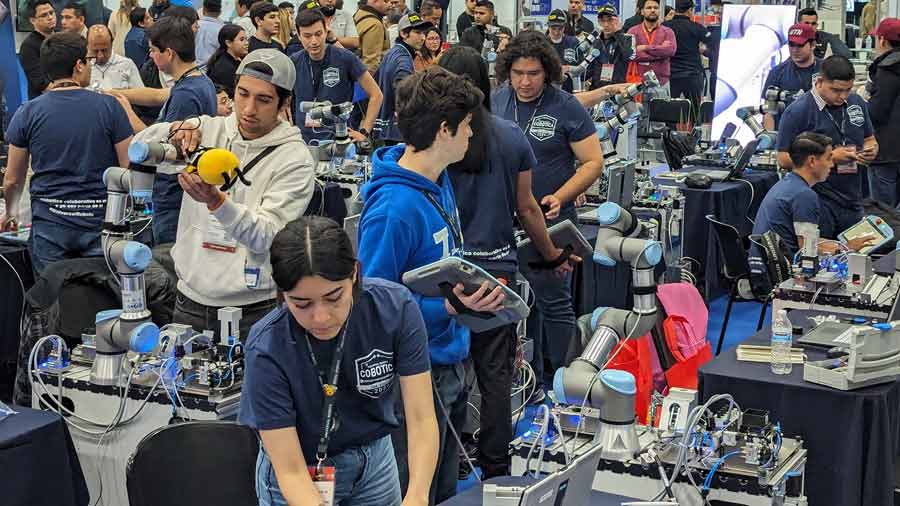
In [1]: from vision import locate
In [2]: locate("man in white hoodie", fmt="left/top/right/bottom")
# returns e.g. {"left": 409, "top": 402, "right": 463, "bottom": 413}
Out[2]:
{"left": 133, "top": 49, "right": 315, "bottom": 338}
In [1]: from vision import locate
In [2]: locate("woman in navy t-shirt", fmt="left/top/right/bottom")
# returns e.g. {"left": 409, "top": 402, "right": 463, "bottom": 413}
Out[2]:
{"left": 239, "top": 217, "right": 438, "bottom": 506}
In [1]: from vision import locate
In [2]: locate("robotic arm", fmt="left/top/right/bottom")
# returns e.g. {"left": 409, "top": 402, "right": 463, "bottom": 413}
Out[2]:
{"left": 300, "top": 100, "right": 355, "bottom": 169}
{"left": 569, "top": 48, "right": 601, "bottom": 93}
{"left": 735, "top": 87, "right": 801, "bottom": 151}
{"left": 553, "top": 202, "right": 662, "bottom": 460}
{"left": 91, "top": 167, "right": 161, "bottom": 385}
{"left": 594, "top": 71, "right": 659, "bottom": 158}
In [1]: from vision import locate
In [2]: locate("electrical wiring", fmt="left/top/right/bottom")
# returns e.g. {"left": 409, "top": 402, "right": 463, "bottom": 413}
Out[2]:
{"left": 735, "top": 178, "right": 756, "bottom": 225}
{"left": 702, "top": 450, "right": 742, "bottom": 490}
{"left": 523, "top": 404, "right": 551, "bottom": 478}
{"left": 0, "top": 252, "right": 26, "bottom": 341}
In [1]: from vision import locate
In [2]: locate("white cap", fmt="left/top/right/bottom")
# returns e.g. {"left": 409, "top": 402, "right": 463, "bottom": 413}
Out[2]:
{"left": 236, "top": 49, "right": 296, "bottom": 92}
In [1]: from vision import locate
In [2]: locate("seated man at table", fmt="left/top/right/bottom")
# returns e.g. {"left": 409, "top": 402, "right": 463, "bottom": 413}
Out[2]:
{"left": 753, "top": 131, "right": 875, "bottom": 258}
{"left": 752, "top": 132, "right": 832, "bottom": 256}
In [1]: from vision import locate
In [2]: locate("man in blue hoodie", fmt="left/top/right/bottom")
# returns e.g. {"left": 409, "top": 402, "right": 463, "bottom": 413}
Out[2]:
{"left": 373, "top": 12, "right": 432, "bottom": 143}
{"left": 358, "top": 66, "right": 505, "bottom": 504}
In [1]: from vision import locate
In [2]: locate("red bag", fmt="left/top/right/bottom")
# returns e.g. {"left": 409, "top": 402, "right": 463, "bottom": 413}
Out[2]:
{"left": 606, "top": 333, "right": 655, "bottom": 424}
{"left": 625, "top": 61, "right": 643, "bottom": 103}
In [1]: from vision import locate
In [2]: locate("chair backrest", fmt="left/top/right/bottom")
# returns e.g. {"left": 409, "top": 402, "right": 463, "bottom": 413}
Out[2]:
{"left": 705, "top": 215, "right": 750, "bottom": 280}
{"left": 127, "top": 421, "right": 259, "bottom": 506}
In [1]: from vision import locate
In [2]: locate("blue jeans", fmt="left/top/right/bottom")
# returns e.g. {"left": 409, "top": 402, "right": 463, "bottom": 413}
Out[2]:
{"left": 868, "top": 163, "right": 900, "bottom": 207}
{"left": 392, "top": 362, "right": 467, "bottom": 505}
{"left": 29, "top": 219, "right": 103, "bottom": 275}
{"left": 522, "top": 210, "right": 578, "bottom": 386}
{"left": 256, "top": 434, "right": 402, "bottom": 506}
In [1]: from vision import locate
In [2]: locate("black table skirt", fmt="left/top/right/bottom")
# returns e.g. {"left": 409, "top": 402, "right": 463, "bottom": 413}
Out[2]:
{"left": 699, "top": 310, "right": 900, "bottom": 506}
{"left": 0, "top": 245, "right": 34, "bottom": 402}
{"left": 0, "top": 406, "right": 89, "bottom": 506}
{"left": 655, "top": 169, "right": 779, "bottom": 299}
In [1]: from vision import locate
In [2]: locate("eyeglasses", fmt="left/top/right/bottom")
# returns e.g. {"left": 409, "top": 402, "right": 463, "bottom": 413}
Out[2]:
{"left": 788, "top": 42, "right": 808, "bottom": 48}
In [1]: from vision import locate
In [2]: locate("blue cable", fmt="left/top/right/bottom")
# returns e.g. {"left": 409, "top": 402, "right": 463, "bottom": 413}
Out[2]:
{"left": 703, "top": 450, "right": 742, "bottom": 490}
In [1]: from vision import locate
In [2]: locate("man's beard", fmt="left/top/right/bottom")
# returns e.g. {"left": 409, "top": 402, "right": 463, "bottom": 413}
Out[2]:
{"left": 321, "top": 6, "right": 336, "bottom": 16}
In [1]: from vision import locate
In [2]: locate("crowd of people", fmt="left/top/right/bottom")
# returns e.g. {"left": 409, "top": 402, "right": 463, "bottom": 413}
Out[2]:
{"left": 3, "top": 0, "right": 900, "bottom": 505}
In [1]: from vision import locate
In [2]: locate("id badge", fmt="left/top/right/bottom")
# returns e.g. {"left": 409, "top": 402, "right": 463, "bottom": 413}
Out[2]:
{"left": 600, "top": 64, "right": 615, "bottom": 81}
{"left": 202, "top": 214, "right": 238, "bottom": 253}
{"left": 305, "top": 115, "right": 322, "bottom": 128}
{"left": 307, "top": 466, "right": 336, "bottom": 506}
{"left": 244, "top": 267, "right": 261, "bottom": 288}
{"left": 836, "top": 161, "right": 858, "bottom": 174}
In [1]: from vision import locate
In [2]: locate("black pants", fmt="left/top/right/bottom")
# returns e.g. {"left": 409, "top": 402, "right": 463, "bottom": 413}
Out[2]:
{"left": 669, "top": 75, "right": 704, "bottom": 122}
{"left": 470, "top": 322, "right": 516, "bottom": 479}
{"left": 172, "top": 290, "right": 277, "bottom": 340}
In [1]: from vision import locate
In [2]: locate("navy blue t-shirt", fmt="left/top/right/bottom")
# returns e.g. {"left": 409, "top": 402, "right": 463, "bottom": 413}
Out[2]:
{"left": 154, "top": 73, "right": 218, "bottom": 214}
{"left": 552, "top": 35, "right": 583, "bottom": 93}
{"left": 238, "top": 278, "right": 430, "bottom": 463}
{"left": 292, "top": 45, "right": 367, "bottom": 143}
{"left": 492, "top": 84, "right": 596, "bottom": 212}
{"left": 751, "top": 171, "right": 820, "bottom": 255}
{"left": 762, "top": 58, "right": 822, "bottom": 128}
{"left": 777, "top": 90, "right": 873, "bottom": 209}
{"left": 7, "top": 89, "right": 132, "bottom": 229}
{"left": 449, "top": 115, "right": 538, "bottom": 274}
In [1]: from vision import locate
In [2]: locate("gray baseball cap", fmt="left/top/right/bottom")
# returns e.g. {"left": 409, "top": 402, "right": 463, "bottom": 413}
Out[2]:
{"left": 398, "top": 12, "right": 433, "bottom": 32}
{"left": 236, "top": 49, "right": 296, "bottom": 92}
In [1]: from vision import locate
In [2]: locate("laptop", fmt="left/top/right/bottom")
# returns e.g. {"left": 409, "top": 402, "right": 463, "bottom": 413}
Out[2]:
{"left": 557, "top": 442, "right": 604, "bottom": 506}
{"left": 517, "top": 471, "right": 563, "bottom": 506}
{"left": 687, "top": 138, "right": 759, "bottom": 182}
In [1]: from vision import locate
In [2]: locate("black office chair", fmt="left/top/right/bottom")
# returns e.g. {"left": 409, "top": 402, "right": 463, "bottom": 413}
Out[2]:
{"left": 127, "top": 421, "right": 259, "bottom": 506}
{"left": 706, "top": 215, "right": 769, "bottom": 355}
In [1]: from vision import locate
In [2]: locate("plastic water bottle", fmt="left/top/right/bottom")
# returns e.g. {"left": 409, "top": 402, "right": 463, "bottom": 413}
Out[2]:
{"left": 718, "top": 140, "right": 727, "bottom": 161}
{"left": 771, "top": 309, "right": 793, "bottom": 375}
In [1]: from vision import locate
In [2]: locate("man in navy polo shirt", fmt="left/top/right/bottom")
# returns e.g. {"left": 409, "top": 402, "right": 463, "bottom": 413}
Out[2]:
{"left": 292, "top": 8, "right": 384, "bottom": 144}
{"left": 777, "top": 56, "right": 878, "bottom": 239}
{"left": 763, "top": 23, "right": 822, "bottom": 130}
{"left": 374, "top": 12, "right": 432, "bottom": 143}
{"left": 492, "top": 31, "right": 604, "bottom": 394}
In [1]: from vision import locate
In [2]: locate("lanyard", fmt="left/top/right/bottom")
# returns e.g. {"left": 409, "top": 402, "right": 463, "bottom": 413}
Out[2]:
{"left": 295, "top": 313, "right": 352, "bottom": 473}
{"left": 823, "top": 104, "right": 847, "bottom": 145}
{"left": 160, "top": 65, "right": 201, "bottom": 121}
{"left": 513, "top": 89, "right": 546, "bottom": 137}
{"left": 307, "top": 50, "right": 329, "bottom": 101}
{"left": 641, "top": 23, "right": 658, "bottom": 45}
{"left": 422, "top": 191, "right": 462, "bottom": 248}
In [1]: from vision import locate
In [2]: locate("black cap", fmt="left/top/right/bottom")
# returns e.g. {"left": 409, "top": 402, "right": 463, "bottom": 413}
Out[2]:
{"left": 548, "top": 9, "right": 567, "bottom": 26}
{"left": 598, "top": 4, "right": 618, "bottom": 17}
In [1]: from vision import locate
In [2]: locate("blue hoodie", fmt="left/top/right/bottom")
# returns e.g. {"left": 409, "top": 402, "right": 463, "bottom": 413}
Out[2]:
{"left": 358, "top": 144, "right": 470, "bottom": 366}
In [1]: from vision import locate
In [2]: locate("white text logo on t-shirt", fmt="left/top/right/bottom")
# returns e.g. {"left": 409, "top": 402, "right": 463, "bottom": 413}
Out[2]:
{"left": 564, "top": 48, "right": 577, "bottom": 63}
{"left": 323, "top": 67, "right": 341, "bottom": 87}
{"left": 529, "top": 115, "right": 558, "bottom": 142}
{"left": 355, "top": 349, "right": 395, "bottom": 399}
{"left": 847, "top": 104, "right": 865, "bottom": 127}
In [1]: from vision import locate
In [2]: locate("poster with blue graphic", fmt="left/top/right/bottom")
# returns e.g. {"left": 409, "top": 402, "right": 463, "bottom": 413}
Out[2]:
{"left": 585, "top": 0, "right": 620, "bottom": 15}
{"left": 1, "top": 0, "right": 26, "bottom": 119}
{"left": 523, "top": 0, "right": 552, "bottom": 16}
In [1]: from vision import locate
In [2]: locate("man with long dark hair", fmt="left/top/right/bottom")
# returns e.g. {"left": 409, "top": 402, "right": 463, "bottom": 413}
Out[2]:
{"left": 492, "top": 31, "right": 604, "bottom": 400}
